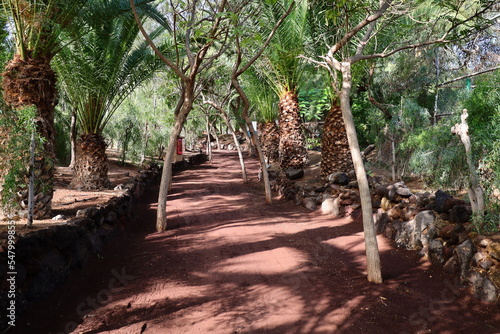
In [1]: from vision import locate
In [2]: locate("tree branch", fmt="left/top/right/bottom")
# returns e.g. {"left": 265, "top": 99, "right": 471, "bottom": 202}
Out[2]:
{"left": 236, "top": 2, "right": 295, "bottom": 76}
{"left": 328, "top": 0, "right": 392, "bottom": 57}
{"left": 129, "top": 0, "right": 185, "bottom": 80}
{"left": 437, "top": 65, "right": 500, "bottom": 87}
{"left": 349, "top": 37, "right": 450, "bottom": 63}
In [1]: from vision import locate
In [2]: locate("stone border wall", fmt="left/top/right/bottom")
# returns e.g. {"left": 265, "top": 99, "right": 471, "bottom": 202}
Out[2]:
{"left": 0, "top": 154, "right": 208, "bottom": 331}
{"left": 270, "top": 172, "right": 499, "bottom": 304}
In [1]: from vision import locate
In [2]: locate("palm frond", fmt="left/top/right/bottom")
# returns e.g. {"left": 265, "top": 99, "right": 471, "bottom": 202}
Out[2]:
{"left": 0, "top": 0, "right": 88, "bottom": 60}
{"left": 54, "top": 0, "right": 169, "bottom": 135}
{"left": 257, "top": 0, "right": 309, "bottom": 94}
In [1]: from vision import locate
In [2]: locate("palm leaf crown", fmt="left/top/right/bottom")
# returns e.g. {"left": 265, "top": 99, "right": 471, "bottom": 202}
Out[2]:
{"left": 1, "top": 0, "right": 88, "bottom": 60}
{"left": 54, "top": 0, "right": 168, "bottom": 135}
{"left": 257, "top": 0, "right": 308, "bottom": 96}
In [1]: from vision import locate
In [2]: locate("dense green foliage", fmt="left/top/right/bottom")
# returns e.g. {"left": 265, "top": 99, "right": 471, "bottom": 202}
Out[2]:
{"left": 0, "top": 107, "right": 42, "bottom": 211}
{"left": 0, "top": 0, "right": 498, "bottom": 231}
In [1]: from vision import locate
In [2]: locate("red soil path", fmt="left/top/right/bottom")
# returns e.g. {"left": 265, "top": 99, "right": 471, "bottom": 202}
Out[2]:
{"left": 14, "top": 151, "right": 500, "bottom": 334}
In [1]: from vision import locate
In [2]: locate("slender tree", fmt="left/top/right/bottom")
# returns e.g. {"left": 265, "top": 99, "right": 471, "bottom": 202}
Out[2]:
{"left": 303, "top": 0, "right": 497, "bottom": 283}
{"left": 202, "top": 91, "right": 249, "bottom": 182}
{"left": 131, "top": 0, "right": 242, "bottom": 231}
{"left": 228, "top": 0, "right": 295, "bottom": 203}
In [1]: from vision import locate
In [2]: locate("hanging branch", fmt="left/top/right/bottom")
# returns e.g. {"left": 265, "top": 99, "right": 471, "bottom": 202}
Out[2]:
{"left": 437, "top": 65, "right": 500, "bottom": 87}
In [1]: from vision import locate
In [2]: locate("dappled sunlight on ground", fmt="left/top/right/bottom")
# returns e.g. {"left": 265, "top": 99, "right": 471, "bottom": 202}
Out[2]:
{"left": 15, "top": 150, "right": 500, "bottom": 334}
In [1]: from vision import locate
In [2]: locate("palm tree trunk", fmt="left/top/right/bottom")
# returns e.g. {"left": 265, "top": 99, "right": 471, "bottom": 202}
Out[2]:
{"left": 321, "top": 104, "right": 353, "bottom": 178}
{"left": 70, "top": 133, "right": 111, "bottom": 190}
{"left": 278, "top": 90, "right": 309, "bottom": 169}
{"left": 1, "top": 54, "right": 57, "bottom": 219}
{"left": 258, "top": 121, "right": 280, "bottom": 164}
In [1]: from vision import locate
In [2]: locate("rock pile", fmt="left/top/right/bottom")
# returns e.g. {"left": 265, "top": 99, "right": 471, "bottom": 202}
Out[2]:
{"left": 269, "top": 170, "right": 499, "bottom": 303}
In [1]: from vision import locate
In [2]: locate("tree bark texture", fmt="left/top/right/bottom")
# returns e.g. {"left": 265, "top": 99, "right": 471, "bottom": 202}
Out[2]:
{"left": 451, "top": 109, "right": 485, "bottom": 224}
{"left": 0, "top": 54, "right": 57, "bottom": 219}
{"left": 70, "top": 133, "right": 111, "bottom": 191}
{"left": 340, "top": 62, "right": 382, "bottom": 283}
{"left": 258, "top": 121, "right": 280, "bottom": 164}
{"left": 321, "top": 104, "right": 353, "bottom": 178}
{"left": 278, "top": 90, "right": 309, "bottom": 169}
{"left": 156, "top": 88, "right": 192, "bottom": 232}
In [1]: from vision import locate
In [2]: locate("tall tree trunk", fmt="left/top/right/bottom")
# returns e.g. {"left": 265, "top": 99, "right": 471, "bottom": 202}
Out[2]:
{"left": 156, "top": 86, "right": 192, "bottom": 232}
{"left": 451, "top": 109, "right": 485, "bottom": 226}
{"left": 206, "top": 115, "right": 212, "bottom": 161}
{"left": 340, "top": 61, "right": 382, "bottom": 283}
{"left": 225, "top": 119, "right": 248, "bottom": 183}
{"left": 70, "top": 133, "right": 111, "bottom": 190}
{"left": 140, "top": 121, "right": 149, "bottom": 166}
{"left": 278, "top": 90, "right": 309, "bottom": 170}
{"left": 232, "top": 77, "right": 272, "bottom": 203}
{"left": 205, "top": 100, "right": 248, "bottom": 182}
{"left": 321, "top": 104, "right": 353, "bottom": 178}
{"left": 69, "top": 108, "right": 77, "bottom": 170}
{"left": 241, "top": 121, "right": 256, "bottom": 156}
{"left": 210, "top": 120, "right": 221, "bottom": 150}
{"left": 1, "top": 54, "right": 57, "bottom": 219}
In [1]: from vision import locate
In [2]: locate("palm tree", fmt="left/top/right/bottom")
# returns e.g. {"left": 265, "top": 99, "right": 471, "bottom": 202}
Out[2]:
{"left": 0, "top": 0, "right": 86, "bottom": 219}
{"left": 54, "top": 0, "right": 165, "bottom": 190}
{"left": 258, "top": 0, "right": 309, "bottom": 170}
{"left": 320, "top": 101, "right": 353, "bottom": 178}
{"left": 245, "top": 70, "right": 280, "bottom": 164}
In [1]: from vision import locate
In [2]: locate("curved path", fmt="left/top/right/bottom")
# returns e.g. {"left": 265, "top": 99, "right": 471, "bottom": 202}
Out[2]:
{"left": 16, "top": 151, "right": 499, "bottom": 334}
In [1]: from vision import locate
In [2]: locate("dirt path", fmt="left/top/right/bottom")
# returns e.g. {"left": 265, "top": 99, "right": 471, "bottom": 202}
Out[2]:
{"left": 15, "top": 151, "right": 500, "bottom": 334}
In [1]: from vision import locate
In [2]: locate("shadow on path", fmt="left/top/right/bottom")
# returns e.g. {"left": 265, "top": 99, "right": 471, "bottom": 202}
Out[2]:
{"left": 15, "top": 150, "right": 500, "bottom": 334}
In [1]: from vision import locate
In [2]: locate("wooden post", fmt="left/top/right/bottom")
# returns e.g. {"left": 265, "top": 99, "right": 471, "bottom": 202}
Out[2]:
{"left": 27, "top": 131, "right": 35, "bottom": 227}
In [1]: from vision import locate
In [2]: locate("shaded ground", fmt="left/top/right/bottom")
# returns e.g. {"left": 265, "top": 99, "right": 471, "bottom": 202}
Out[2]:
{"left": 13, "top": 150, "right": 500, "bottom": 334}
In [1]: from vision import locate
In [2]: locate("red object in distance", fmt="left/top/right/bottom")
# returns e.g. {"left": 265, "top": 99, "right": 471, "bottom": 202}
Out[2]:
{"left": 176, "top": 138, "right": 183, "bottom": 155}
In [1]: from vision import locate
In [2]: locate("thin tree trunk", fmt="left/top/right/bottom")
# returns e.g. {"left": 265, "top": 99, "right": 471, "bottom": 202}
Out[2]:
{"left": 27, "top": 131, "right": 35, "bottom": 227}
{"left": 156, "top": 86, "right": 192, "bottom": 232}
{"left": 242, "top": 121, "right": 256, "bottom": 156}
{"left": 433, "top": 48, "right": 440, "bottom": 125}
{"left": 140, "top": 121, "right": 149, "bottom": 166}
{"left": 209, "top": 119, "right": 221, "bottom": 150}
{"left": 340, "top": 61, "right": 382, "bottom": 283}
{"left": 391, "top": 136, "right": 396, "bottom": 181}
{"left": 451, "top": 109, "right": 485, "bottom": 226}
{"left": 69, "top": 108, "right": 77, "bottom": 170}
{"left": 232, "top": 77, "right": 272, "bottom": 203}
{"left": 205, "top": 100, "right": 247, "bottom": 182}
{"left": 206, "top": 115, "right": 212, "bottom": 161}
{"left": 226, "top": 120, "right": 248, "bottom": 182}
